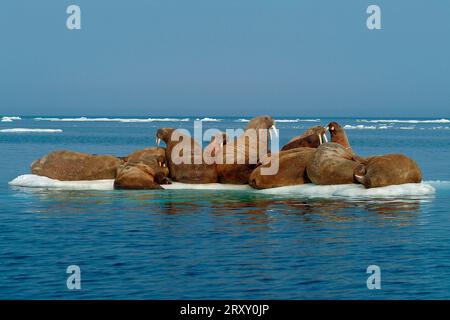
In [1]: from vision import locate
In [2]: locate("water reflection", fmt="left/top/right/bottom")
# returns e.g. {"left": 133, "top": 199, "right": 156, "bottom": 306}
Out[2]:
{"left": 11, "top": 186, "right": 426, "bottom": 227}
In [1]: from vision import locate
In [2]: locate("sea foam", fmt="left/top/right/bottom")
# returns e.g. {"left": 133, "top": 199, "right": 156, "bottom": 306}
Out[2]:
{"left": 34, "top": 117, "right": 190, "bottom": 123}
{"left": 344, "top": 125, "right": 377, "bottom": 130}
{"left": 9, "top": 174, "right": 436, "bottom": 199}
{"left": 0, "top": 128, "right": 63, "bottom": 133}
{"left": 358, "top": 118, "right": 450, "bottom": 124}
{"left": 235, "top": 118, "right": 320, "bottom": 123}
{"left": 195, "top": 117, "right": 221, "bottom": 122}
{"left": 1, "top": 116, "right": 22, "bottom": 122}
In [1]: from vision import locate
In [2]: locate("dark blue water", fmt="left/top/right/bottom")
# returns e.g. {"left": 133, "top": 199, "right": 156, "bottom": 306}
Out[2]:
{"left": 1, "top": 116, "right": 450, "bottom": 299}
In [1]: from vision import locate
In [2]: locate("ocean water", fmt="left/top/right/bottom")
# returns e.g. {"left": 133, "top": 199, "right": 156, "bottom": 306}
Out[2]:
{"left": 1, "top": 115, "right": 450, "bottom": 299}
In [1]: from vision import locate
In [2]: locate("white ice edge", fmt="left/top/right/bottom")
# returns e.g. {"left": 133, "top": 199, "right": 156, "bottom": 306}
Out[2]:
{"left": 357, "top": 118, "right": 450, "bottom": 124}
{"left": 0, "top": 128, "right": 63, "bottom": 133}
{"left": 8, "top": 174, "right": 437, "bottom": 198}
{"left": 1, "top": 116, "right": 22, "bottom": 122}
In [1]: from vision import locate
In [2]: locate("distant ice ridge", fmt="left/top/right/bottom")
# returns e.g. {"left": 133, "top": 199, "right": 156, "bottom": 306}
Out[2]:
{"left": 1, "top": 116, "right": 22, "bottom": 122}
{"left": 195, "top": 117, "right": 221, "bottom": 122}
{"left": 344, "top": 125, "right": 377, "bottom": 130}
{"left": 345, "top": 124, "right": 450, "bottom": 130}
{"left": 235, "top": 118, "right": 320, "bottom": 123}
{"left": 9, "top": 174, "right": 436, "bottom": 198}
{"left": 358, "top": 118, "right": 450, "bottom": 124}
{"left": 34, "top": 117, "right": 190, "bottom": 122}
{"left": 0, "top": 128, "right": 62, "bottom": 133}
{"left": 276, "top": 118, "right": 321, "bottom": 123}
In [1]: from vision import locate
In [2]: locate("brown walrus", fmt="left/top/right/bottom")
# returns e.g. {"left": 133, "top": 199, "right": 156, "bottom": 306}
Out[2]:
{"left": 124, "top": 147, "right": 169, "bottom": 178}
{"left": 249, "top": 147, "right": 316, "bottom": 189}
{"left": 31, "top": 150, "right": 124, "bottom": 181}
{"left": 281, "top": 125, "right": 329, "bottom": 151}
{"left": 326, "top": 121, "right": 352, "bottom": 151}
{"left": 353, "top": 154, "right": 422, "bottom": 188}
{"left": 216, "top": 115, "right": 276, "bottom": 184}
{"left": 281, "top": 134, "right": 322, "bottom": 151}
{"left": 114, "top": 162, "right": 165, "bottom": 190}
{"left": 156, "top": 128, "right": 219, "bottom": 183}
{"left": 306, "top": 142, "right": 361, "bottom": 185}
{"left": 114, "top": 147, "right": 171, "bottom": 189}
{"left": 326, "top": 121, "right": 367, "bottom": 163}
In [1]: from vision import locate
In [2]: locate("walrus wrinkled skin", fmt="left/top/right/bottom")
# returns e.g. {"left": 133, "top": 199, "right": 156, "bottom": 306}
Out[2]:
{"left": 31, "top": 150, "right": 124, "bottom": 181}
{"left": 281, "top": 125, "right": 327, "bottom": 151}
{"left": 306, "top": 142, "right": 361, "bottom": 185}
{"left": 114, "top": 162, "right": 163, "bottom": 190}
{"left": 216, "top": 115, "right": 275, "bottom": 184}
{"left": 249, "top": 148, "right": 316, "bottom": 189}
{"left": 124, "top": 147, "right": 169, "bottom": 178}
{"left": 281, "top": 134, "right": 322, "bottom": 151}
{"left": 113, "top": 147, "right": 171, "bottom": 189}
{"left": 156, "top": 128, "right": 218, "bottom": 183}
{"left": 354, "top": 154, "right": 422, "bottom": 188}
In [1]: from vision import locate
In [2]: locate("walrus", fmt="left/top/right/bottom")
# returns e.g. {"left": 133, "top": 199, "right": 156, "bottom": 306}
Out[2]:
{"left": 306, "top": 142, "right": 361, "bottom": 185}
{"left": 286, "top": 125, "right": 327, "bottom": 144}
{"left": 216, "top": 115, "right": 276, "bottom": 184}
{"left": 281, "top": 125, "right": 328, "bottom": 151}
{"left": 353, "top": 154, "right": 422, "bottom": 188}
{"left": 124, "top": 147, "right": 169, "bottom": 178}
{"left": 156, "top": 128, "right": 219, "bottom": 183}
{"left": 249, "top": 147, "right": 316, "bottom": 189}
{"left": 114, "top": 162, "right": 166, "bottom": 190}
{"left": 31, "top": 150, "right": 124, "bottom": 181}
{"left": 281, "top": 134, "right": 322, "bottom": 151}
{"left": 326, "top": 121, "right": 352, "bottom": 151}
{"left": 113, "top": 148, "right": 171, "bottom": 189}
{"left": 326, "top": 121, "right": 367, "bottom": 162}
{"left": 203, "top": 131, "right": 228, "bottom": 158}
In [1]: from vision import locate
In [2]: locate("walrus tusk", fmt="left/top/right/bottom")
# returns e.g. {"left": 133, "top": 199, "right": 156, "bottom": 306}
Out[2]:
{"left": 354, "top": 174, "right": 365, "bottom": 184}
{"left": 324, "top": 126, "right": 329, "bottom": 132}
{"left": 318, "top": 134, "right": 323, "bottom": 145}
{"left": 323, "top": 134, "right": 328, "bottom": 143}
{"left": 270, "top": 124, "right": 278, "bottom": 139}
{"left": 157, "top": 137, "right": 161, "bottom": 147}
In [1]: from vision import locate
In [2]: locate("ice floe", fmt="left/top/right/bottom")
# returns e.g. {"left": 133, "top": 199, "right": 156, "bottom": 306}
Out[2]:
{"left": 0, "top": 128, "right": 63, "bottom": 133}
{"left": 9, "top": 174, "right": 436, "bottom": 199}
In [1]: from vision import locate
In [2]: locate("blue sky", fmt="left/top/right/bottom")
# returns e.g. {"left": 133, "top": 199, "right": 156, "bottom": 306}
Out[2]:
{"left": 0, "top": 0, "right": 449, "bottom": 117}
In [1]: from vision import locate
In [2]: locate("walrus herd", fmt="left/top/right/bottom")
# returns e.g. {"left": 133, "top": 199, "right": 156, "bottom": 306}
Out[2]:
{"left": 30, "top": 115, "right": 422, "bottom": 190}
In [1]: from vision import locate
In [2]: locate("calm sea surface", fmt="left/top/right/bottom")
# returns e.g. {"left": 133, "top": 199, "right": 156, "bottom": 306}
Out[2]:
{"left": 1, "top": 116, "right": 450, "bottom": 299}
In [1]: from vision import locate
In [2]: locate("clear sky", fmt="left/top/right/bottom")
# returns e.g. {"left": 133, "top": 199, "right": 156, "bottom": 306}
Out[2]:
{"left": 0, "top": 0, "right": 449, "bottom": 117}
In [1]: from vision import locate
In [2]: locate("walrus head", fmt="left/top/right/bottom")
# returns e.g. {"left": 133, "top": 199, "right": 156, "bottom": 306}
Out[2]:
{"left": 245, "top": 115, "right": 278, "bottom": 144}
{"left": 245, "top": 115, "right": 275, "bottom": 131}
{"left": 326, "top": 122, "right": 351, "bottom": 150}
{"left": 309, "top": 125, "right": 328, "bottom": 145}
{"left": 156, "top": 128, "right": 176, "bottom": 146}
{"left": 353, "top": 163, "right": 367, "bottom": 184}
{"left": 156, "top": 154, "right": 167, "bottom": 168}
